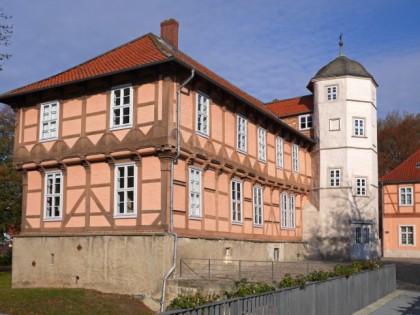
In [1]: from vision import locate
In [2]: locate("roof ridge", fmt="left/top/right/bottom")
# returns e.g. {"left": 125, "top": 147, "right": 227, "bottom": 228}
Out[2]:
{"left": 148, "top": 33, "right": 173, "bottom": 58}
{"left": 163, "top": 41, "right": 266, "bottom": 108}
{"left": 265, "top": 94, "right": 313, "bottom": 105}
{"left": 0, "top": 33, "right": 156, "bottom": 98}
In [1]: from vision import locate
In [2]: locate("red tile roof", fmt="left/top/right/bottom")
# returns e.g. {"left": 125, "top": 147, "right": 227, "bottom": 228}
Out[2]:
{"left": 265, "top": 95, "right": 313, "bottom": 117}
{"left": 0, "top": 33, "right": 276, "bottom": 118}
{"left": 0, "top": 32, "right": 313, "bottom": 143}
{"left": 0, "top": 34, "right": 169, "bottom": 97}
{"left": 380, "top": 149, "right": 420, "bottom": 183}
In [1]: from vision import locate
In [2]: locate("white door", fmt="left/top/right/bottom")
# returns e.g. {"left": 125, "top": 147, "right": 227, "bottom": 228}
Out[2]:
{"left": 352, "top": 225, "right": 371, "bottom": 260}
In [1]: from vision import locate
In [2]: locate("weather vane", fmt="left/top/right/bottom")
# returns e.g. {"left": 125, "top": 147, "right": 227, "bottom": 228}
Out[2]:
{"left": 339, "top": 33, "right": 344, "bottom": 56}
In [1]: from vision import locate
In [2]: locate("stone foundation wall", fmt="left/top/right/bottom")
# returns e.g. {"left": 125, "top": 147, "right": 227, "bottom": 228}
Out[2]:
{"left": 12, "top": 234, "right": 308, "bottom": 311}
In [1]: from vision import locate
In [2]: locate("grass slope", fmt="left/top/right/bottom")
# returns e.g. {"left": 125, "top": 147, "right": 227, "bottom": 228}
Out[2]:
{"left": 0, "top": 272, "right": 153, "bottom": 315}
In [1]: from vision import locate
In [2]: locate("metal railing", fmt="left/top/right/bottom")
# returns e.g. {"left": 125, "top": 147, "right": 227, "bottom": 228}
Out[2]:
{"left": 160, "top": 264, "right": 396, "bottom": 315}
{"left": 179, "top": 258, "right": 337, "bottom": 283}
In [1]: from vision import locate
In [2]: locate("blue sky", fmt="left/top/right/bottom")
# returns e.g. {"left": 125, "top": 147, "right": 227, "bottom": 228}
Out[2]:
{"left": 1, "top": 0, "right": 419, "bottom": 117}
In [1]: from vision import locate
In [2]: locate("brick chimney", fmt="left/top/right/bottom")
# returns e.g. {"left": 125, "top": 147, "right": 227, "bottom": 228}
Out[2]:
{"left": 160, "top": 19, "right": 179, "bottom": 49}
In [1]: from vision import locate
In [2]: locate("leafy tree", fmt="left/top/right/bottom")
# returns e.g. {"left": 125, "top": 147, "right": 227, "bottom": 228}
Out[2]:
{"left": 378, "top": 111, "right": 420, "bottom": 177}
{"left": 0, "top": 106, "right": 21, "bottom": 233}
{"left": 0, "top": 8, "right": 13, "bottom": 70}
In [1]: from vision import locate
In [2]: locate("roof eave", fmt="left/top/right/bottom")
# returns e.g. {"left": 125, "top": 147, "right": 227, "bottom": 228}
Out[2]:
{"left": 307, "top": 75, "right": 378, "bottom": 91}
{"left": 171, "top": 59, "right": 315, "bottom": 146}
{"left": 0, "top": 58, "right": 174, "bottom": 106}
{"left": 380, "top": 179, "right": 420, "bottom": 185}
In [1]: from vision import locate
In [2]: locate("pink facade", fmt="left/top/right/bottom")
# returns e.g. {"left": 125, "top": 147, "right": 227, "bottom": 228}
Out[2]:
{"left": 381, "top": 149, "right": 420, "bottom": 257}
{"left": 382, "top": 183, "right": 420, "bottom": 257}
{"left": 8, "top": 64, "right": 313, "bottom": 243}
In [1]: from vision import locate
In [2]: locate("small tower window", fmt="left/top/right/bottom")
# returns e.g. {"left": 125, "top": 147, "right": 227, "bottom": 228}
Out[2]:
{"left": 327, "top": 86, "right": 338, "bottom": 101}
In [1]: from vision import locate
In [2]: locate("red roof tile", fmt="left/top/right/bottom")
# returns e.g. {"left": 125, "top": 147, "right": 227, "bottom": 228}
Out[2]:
{"left": 0, "top": 32, "right": 313, "bottom": 143}
{"left": 380, "top": 149, "right": 420, "bottom": 183}
{"left": 0, "top": 34, "right": 169, "bottom": 98}
{"left": 265, "top": 95, "right": 313, "bottom": 117}
{"left": 154, "top": 36, "right": 274, "bottom": 117}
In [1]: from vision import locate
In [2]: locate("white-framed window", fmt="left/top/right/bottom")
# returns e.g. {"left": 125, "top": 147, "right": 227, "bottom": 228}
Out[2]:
{"left": 44, "top": 171, "right": 63, "bottom": 220}
{"left": 355, "top": 177, "right": 367, "bottom": 196}
{"left": 400, "top": 226, "right": 414, "bottom": 246}
{"left": 110, "top": 85, "right": 133, "bottom": 129}
{"left": 281, "top": 192, "right": 295, "bottom": 229}
{"left": 114, "top": 163, "right": 137, "bottom": 217}
{"left": 253, "top": 185, "right": 263, "bottom": 226}
{"left": 231, "top": 179, "right": 242, "bottom": 224}
{"left": 355, "top": 226, "right": 370, "bottom": 244}
{"left": 292, "top": 144, "right": 299, "bottom": 173}
{"left": 257, "top": 127, "right": 266, "bottom": 162}
{"left": 289, "top": 194, "right": 295, "bottom": 228}
{"left": 237, "top": 115, "right": 247, "bottom": 153}
{"left": 327, "top": 86, "right": 338, "bottom": 100}
{"left": 353, "top": 118, "right": 365, "bottom": 137}
{"left": 299, "top": 114, "right": 313, "bottom": 130}
{"left": 399, "top": 187, "right": 413, "bottom": 206}
{"left": 196, "top": 91, "right": 209, "bottom": 137}
{"left": 276, "top": 137, "right": 284, "bottom": 169}
{"left": 189, "top": 167, "right": 202, "bottom": 218}
{"left": 40, "top": 101, "right": 59, "bottom": 141}
{"left": 330, "top": 169, "right": 341, "bottom": 187}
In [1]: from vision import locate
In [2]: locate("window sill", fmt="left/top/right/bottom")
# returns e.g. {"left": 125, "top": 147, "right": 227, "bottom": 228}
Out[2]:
{"left": 231, "top": 221, "right": 243, "bottom": 226}
{"left": 352, "top": 136, "right": 368, "bottom": 139}
{"left": 237, "top": 148, "right": 247, "bottom": 155}
{"left": 39, "top": 137, "right": 58, "bottom": 143}
{"left": 114, "top": 214, "right": 137, "bottom": 219}
{"left": 110, "top": 124, "right": 132, "bottom": 131}
{"left": 253, "top": 224, "right": 263, "bottom": 228}
{"left": 399, "top": 204, "right": 414, "bottom": 207}
{"left": 43, "top": 217, "right": 62, "bottom": 222}
{"left": 189, "top": 215, "right": 202, "bottom": 221}
{"left": 280, "top": 227, "right": 296, "bottom": 231}
{"left": 196, "top": 131, "right": 209, "bottom": 139}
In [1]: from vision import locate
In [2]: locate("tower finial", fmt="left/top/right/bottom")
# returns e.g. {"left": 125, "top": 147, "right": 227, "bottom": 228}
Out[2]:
{"left": 339, "top": 33, "right": 344, "bottom": 56}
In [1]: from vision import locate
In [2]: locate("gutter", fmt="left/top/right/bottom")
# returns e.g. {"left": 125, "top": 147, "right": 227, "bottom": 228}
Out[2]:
{"left": 160, "top": 68, "right": 195, "bottom": 312}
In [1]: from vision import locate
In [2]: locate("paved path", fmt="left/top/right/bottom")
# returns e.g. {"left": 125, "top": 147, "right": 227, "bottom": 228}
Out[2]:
{"left": 355, "top": 258, "right": 420, "bottom": 314}
{"left": 355, "top": 290, "right": 420, "bottom": 314}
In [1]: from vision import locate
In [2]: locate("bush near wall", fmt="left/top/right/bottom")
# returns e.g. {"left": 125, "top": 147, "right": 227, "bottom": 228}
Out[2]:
{"left": 0, "top": 248, "right": 12, "bottom": 266}
{"left": 166, "top": 260, "right": 384, "bottom": 311}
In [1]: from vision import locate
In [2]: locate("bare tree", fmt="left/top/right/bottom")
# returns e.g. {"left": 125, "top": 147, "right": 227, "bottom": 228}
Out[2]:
{"left": 378, "top": 111, "right": 420, "bottom": 177}
{"left": 0, "top": 8, "right": 13, "bottom": 70}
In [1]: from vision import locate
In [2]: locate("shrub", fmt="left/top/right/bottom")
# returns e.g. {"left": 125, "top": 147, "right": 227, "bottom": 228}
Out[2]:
{"left": 225, "top": 278, "right": 275, "bottom": 298}
{"left": 0, "top": 248, "right": 12, "bottom": 266}
{"left": 166, "top": 292, "right": 220, "bottom": 311}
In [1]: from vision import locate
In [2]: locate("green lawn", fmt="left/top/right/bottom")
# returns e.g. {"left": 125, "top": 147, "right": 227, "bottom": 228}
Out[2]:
{"left": 0, "top": 272, "right": 154, "bottom": 315}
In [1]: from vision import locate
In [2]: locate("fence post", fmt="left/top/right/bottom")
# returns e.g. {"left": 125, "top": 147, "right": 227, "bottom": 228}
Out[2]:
{"left": 180, "top": 258, "right": 183, "bottom": 278}
{"left": 208, "top": 259, "right": 211, "bottom": 280}
{"left": 239, "top": 260, "right": 242, "bottom": 279}
{"left": 271, "top": 261, "right": 274, "bottom": 283}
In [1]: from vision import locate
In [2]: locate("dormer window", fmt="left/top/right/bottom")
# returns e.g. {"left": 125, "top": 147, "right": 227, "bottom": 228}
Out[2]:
{"left": 299, "top": 114, "right": 313, "bottom": 130}
{"left": 327, "top": 86, "right": 338, "bottom": 101}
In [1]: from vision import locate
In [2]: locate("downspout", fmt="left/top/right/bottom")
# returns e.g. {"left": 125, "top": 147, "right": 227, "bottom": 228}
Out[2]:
{"left": 160, "top": 68, "right": 195, "bottom": 312}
